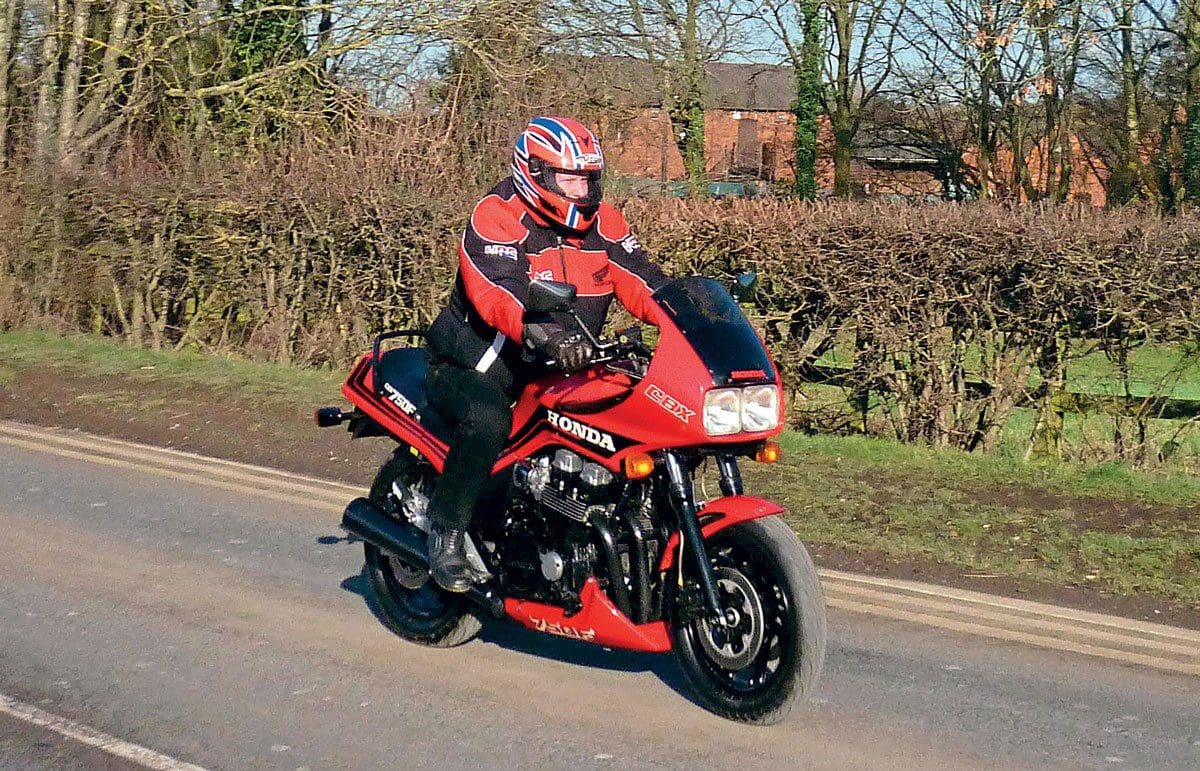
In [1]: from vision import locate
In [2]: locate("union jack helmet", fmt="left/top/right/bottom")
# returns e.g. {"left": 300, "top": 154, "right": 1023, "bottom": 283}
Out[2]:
{"left": 512, "top": 116, "right": 605, "bottom": 232}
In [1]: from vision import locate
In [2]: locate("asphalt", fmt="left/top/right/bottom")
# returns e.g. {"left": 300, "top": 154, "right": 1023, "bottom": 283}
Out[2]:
{"left": 1, "top": 426, "right": 1198, "bottom": 770}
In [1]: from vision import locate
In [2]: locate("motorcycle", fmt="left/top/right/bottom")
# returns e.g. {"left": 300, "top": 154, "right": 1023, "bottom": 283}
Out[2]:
{"left": 317, "top": 275, "right": 827, "bottom": 725}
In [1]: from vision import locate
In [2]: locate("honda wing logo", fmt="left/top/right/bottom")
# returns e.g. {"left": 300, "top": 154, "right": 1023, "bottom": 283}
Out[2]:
{"left": 546, "top": 410, "right": 616, "bottom": 452}
{"left": 645, "top": 384, "right": 694, "bottom": 424}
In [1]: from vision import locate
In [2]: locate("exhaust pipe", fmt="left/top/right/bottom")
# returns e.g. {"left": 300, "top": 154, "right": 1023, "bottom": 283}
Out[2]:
{"left": 341, "top": 497, "right": 506, "bottom": 618}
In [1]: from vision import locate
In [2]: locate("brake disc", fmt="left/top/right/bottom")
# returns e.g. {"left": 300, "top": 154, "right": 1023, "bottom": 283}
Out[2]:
{"left": 695, "top": 566, "right": 765, "bottom": 671}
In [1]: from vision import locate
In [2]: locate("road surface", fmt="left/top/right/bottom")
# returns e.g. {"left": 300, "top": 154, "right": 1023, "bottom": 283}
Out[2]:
{"left": 1, "top": 423, "right": 1197, "bottom": 770}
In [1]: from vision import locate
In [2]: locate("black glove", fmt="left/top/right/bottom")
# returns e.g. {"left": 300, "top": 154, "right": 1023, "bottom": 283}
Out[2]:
{"left": 524, "top": 323, "right": 594, "bottom": 373}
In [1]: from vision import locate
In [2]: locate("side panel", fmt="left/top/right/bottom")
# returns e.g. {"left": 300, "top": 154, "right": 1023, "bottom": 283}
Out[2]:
{"left": 342, "top": 355, "right": 450, "bottom": 471}
{"left": 658, "top": 495, "right": 785, "bottom": 571}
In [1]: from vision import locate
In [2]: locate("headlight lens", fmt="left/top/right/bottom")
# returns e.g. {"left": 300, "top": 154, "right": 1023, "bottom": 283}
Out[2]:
{"left": 703, "top": 388, "right": 742, "bottom": 435}
{"left": 703, "top": 385, "right": 780, "bottom": 435}
{"left": 741, "top": 385, "right": 780, "bottom": 432}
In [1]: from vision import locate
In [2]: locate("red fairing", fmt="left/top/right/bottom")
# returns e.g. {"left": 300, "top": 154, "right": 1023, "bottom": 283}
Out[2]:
{"left": 504, "top": 577, "right": 672, "bottom": 653}
{"left": 341, "top": 296, "right": 786, "bottom": 476}
{"left": 658, "top": 496, "right": 785, "bottom": 571}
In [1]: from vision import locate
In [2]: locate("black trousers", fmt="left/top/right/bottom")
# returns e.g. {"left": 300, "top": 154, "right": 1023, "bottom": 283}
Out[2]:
{"left": 424, "top": 361, "right": 515, "bottom": 530}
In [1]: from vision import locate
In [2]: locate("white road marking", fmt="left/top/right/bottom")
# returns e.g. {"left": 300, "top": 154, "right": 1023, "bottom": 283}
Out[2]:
{"left": 0, "top": 692, "right": 209, "bottom": 771}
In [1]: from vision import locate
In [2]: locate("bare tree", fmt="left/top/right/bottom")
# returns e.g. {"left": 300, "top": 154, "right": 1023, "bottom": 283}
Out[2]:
{"left": 1106, "top": 0, "right": 1148, "bottom": 201}
{"left": 1077, "top": 0, "right": 1165, "bottom": 204}
{"left": 901, "top": 0, "right": 1034, "bottom": 199}
{"left": 1134, "top": 0, "right": 1200, "bottom": 206}
{"left": 1180, "top": 0, "right": 1200, "bottom": 200}
{"left": 0, "top": 0, "right": 21, "bottom": 167}
{"left": 1028, "top": 0, "right": 1089, "bottom": 202}
{"left": 587, "top": 0, "right": 751, "bottom": 194}
{"left": 10, "top": 1, "right": 469, "bottom": 171}
{"left": 762, "top": 0, "right": 909, "bottom": 196}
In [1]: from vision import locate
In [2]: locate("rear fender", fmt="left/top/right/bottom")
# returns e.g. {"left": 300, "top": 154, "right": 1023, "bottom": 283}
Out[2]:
{"left": 658, "top": 495, "right": 784, "bottom": 571}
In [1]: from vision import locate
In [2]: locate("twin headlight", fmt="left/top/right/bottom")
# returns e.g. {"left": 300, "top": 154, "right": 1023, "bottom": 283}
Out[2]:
{"left": 702, "top": 385, "right": 780, "bottom": 436}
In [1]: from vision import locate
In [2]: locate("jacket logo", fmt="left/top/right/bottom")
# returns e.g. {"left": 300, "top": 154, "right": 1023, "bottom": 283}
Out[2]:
{"left": 547, "top": 410, "right": 616, "bottom": 452}
{"left": 620, "top": 235, "right": 640, "bottom": 254}
{"left": 531, "top": 616, "right": 596, "bottom": 642}
{"left": 383, "top": 382, "right": 418, "bottom": 415}
{"left": 646, "top": 384, "right": 694, "bottom": 424}
{"left": 592, "top": 265, "right": 610, "bottom": 282}
{"left": 529, "top": 269, "right": 554, "bottom": 281}
{"left": 485, "top": 244, "right": 519, "bottom": 260}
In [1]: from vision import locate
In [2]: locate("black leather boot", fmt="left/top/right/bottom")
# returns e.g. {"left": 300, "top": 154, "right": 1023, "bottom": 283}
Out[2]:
{"left": 427, "top": 525, "right": 473, "bottom": 593}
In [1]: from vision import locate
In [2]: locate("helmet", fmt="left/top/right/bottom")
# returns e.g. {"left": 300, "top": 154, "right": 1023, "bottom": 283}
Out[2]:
{"left": 512, "top": 117, "right": 604, "bottom": 232}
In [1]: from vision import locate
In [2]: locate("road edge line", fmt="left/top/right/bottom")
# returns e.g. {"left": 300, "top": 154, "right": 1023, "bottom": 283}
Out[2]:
{"left": 0, "top": 692, "right": 209, "bottom": 771}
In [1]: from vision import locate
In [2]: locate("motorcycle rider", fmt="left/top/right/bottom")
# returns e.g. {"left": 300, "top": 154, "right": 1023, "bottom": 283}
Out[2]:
{"left": 423, "top": 116, "right": 668, "bottom": 592}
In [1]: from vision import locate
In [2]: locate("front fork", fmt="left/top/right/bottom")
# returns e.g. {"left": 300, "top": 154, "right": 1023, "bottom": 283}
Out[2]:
{"left": 663, "top": 451, "right": 739, "bottom": 626}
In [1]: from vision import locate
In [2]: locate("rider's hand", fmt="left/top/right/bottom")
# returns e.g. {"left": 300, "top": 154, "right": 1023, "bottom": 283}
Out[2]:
{"left": 550, "top": 331, "right": 593, "bottom": 373}
{"left": 524, "top": 322, "right": 593, "bottom": 373}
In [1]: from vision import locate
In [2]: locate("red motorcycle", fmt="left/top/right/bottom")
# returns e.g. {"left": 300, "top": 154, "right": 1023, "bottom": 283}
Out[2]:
{"left": 317, "top": 276, "right": 826, "bottom": 724}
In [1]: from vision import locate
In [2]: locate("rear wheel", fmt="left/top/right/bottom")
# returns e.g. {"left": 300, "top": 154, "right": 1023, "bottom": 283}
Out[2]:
{"left": 361, "top": 452, "right": 481, "bottom": 648}
{"left": 364, "top": 542, "right": 481, "bottom": 647}
{"left": 672, "top": 516, "right": 826, "bottom": 725}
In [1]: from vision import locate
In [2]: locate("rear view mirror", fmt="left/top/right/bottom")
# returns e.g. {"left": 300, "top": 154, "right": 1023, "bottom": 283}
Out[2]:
{"left": 731, "top": 272, "right": 758, "bottom": 303}
{"left": 528, "top": 279, "right": 578, "bottom": 313}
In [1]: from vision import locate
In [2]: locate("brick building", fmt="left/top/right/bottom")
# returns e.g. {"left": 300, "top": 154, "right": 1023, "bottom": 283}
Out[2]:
{"left": 594, "top": 60, "right": 951, "bottom": 195}
{"left": 590, "top": 58, "right": 1110, "bottom": 204}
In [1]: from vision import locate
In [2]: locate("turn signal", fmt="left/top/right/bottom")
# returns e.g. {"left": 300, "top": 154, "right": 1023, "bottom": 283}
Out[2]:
{"left": 624, "top": 453, "right": 655, "bottom": 479}
{"left": 755, "top": 441, "right": 782, "bottom": 464}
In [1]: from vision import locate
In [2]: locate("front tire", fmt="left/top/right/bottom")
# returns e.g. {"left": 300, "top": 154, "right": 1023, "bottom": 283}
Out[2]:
{"left": 361, "top": 451, "right": 482, "bottom": 648}
{"left": 672, "top": 516, "right": 827, "bottom": 725}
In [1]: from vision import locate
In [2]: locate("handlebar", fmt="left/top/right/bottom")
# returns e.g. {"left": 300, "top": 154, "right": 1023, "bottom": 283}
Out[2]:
{"left": 541, "top": 326, "right": 652, "bottom": 373}
{"left": 593, "top": 331, "right": 653, "bottom": 364}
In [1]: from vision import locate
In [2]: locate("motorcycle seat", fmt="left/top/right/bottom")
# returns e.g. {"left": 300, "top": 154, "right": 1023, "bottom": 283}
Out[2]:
{"left": 373, "top": 347, "right": 455, "bottom": 442}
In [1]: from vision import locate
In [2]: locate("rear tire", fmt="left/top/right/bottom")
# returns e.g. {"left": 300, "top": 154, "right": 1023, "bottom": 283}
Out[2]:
{"left": 672, "top": 516, "right": 826, "bottom": 725}
{"left": 364, "top": 542, "right": 482, "bottom": 647}
{"left": 361, "top": 451, "right": 482, "bottom": 648}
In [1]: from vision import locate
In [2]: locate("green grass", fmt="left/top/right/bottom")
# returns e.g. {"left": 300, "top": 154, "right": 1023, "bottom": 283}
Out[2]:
{"left": 773, "top": 429, "right": 1200, "bottom": 507}
{"left": 0, "top": 330, "right": 346, "bottom": 408}
{"left": 812, "top": 337, "right": 1200, "bottom": 399}
{"left": 1068, "top": 343, "right": 1200, "bottom": 400}
{"left": 738, "top": 436, "right": 1200, "bottom": 604}
{"left": 3, "top": 329, "right": 1198, "bottom": 606}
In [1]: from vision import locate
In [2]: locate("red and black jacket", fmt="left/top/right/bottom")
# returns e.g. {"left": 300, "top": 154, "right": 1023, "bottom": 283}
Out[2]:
{"left": 427, "top": 179, "right": 668, "bottom": 394}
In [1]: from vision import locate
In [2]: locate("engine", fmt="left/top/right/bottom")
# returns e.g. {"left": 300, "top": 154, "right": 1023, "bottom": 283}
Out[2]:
{"left": 513, "top": 449, "right": 619, "bottom": 524}
{"left": 498, "top": 449, "right": 624, "bottom": 609}
{"left": 385, "top": 447, "right": 659, "bottom": 618}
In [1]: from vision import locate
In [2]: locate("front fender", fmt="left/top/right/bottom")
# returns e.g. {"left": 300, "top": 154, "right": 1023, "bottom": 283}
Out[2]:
{"left": 657, "top": 495, "right": 785, "bottom": 571}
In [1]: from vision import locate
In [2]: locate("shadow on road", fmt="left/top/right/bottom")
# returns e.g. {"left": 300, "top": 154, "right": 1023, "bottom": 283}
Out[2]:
{"left": 336, "top": 564, "right": 701, "bottom": 709}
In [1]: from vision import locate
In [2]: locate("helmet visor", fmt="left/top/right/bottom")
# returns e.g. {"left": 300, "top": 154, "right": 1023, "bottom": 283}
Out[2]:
{"left": 538, "top": 166, "right": 603, "bottom": 207}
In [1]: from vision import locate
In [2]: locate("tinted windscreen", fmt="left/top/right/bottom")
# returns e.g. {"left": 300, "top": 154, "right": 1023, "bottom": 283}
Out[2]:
{"left": 653, "top": 277, "right": 776, "bottom": 386}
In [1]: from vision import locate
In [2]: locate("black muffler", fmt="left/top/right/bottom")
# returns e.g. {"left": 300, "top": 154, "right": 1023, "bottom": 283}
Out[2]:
{"left": 341, "top": 497, "right": 505, "bottom": 618}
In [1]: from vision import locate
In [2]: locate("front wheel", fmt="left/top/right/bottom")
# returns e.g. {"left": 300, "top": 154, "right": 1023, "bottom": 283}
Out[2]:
{"left": 672, "top": 516, "right": 827, "bottom": 725}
